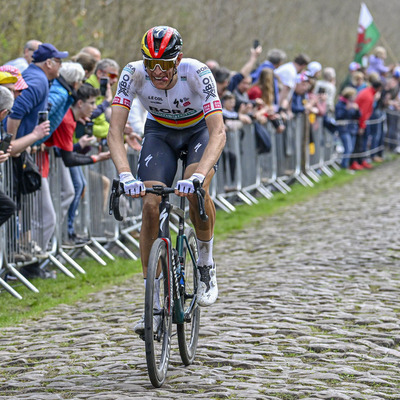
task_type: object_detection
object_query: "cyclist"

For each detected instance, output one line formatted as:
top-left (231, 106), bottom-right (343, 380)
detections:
top-left (107, 26), bottom-right (226, 335)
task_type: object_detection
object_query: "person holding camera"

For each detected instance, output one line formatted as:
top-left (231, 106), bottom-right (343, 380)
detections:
top-left (44, 84), bottom-right (111, 244)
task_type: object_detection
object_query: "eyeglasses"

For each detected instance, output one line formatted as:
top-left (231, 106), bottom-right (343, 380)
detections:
top-left (51, 58), bottom-right (62, 65)
top-left (143, 57), bottom-right (177, 72)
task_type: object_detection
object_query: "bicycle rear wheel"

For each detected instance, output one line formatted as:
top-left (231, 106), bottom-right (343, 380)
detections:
top-left (177, 227), bottom-right (201, 365)
top-left (145, 238), bottom-right (173, 388)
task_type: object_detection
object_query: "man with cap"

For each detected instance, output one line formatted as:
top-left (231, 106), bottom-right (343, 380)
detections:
top-left (4, 43), bottom-right (67, 268)
top-left (0, 65), bottom-right (28, 98)
top-left (5, 40), bottom-right (42, 73)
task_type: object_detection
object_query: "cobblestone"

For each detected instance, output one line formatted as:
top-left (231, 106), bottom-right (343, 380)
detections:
top-left (1, 159), bottom-right (400, 399)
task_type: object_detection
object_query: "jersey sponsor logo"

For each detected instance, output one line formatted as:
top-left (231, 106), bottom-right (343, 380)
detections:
top-left (196, 66), bottom-right (211, 77)
top-left (202, 77), bottom-right (216, 101)
top-left (117, 73), bottom-right (132, 96)
top-left (123, 65), bottom-right (135, 74)
top-left (203, 103), bottom-right (211, 113)
top-left (213, 100), bottom-right (221, 109)
top-left (114, 96), bottom-right (121, 104)
top-left (149, 106), bottom-right (197, 118)
top-left (173, 97), bottom-right (191, 108)
top-left (123, 98), bottom-right (131, 107)
top-left (180, 76), bottom-right (187, 81)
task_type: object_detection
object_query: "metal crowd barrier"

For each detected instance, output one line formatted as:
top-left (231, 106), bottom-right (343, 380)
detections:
top-left (1, 109), bottom-right (399, 299)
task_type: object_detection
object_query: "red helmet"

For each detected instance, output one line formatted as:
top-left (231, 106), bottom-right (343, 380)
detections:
top-left (141, 26), bottom-right (182, 59)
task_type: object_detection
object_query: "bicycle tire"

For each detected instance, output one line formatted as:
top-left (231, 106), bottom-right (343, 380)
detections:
top-left (145, 238), bottom-right (173, 388)
top-left (177, 227), bottom-right (201, 365)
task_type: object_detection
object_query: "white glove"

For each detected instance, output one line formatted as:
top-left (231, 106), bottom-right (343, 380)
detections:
top-left (175, 173), bottom-right (205, 194)
top-left (119, 172), bottom-right (145, 196)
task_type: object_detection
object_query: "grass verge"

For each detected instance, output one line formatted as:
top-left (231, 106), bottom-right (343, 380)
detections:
top-left (0, 167), bottom-right (364, 327)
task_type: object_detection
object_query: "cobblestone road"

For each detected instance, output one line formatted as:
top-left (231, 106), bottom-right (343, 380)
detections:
top-left (1, 159), bottom-right (400, 400)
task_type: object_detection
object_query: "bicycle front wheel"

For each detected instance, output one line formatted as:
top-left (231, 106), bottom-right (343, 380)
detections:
top-left (145, 238), bottom-right (173, 388)
top-left (177, 227), bottom-right (201, 365)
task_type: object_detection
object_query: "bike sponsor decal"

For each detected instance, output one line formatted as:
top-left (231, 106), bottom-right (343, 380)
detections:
top-left (202, 77), bottom-right (216, 101)
top-left (159, 209), bottom-right (168, 232)
top-left (117, 73), bottom-right (132, 96)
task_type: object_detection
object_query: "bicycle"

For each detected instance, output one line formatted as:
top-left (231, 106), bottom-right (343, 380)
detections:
top-left (109, 151), bottom-right (208, 387)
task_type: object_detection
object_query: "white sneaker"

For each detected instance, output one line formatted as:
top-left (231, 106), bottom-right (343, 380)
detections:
top-left (197, 263), bottom-right (218, 306)
top-left (134, 311), bottom-right (162, 336)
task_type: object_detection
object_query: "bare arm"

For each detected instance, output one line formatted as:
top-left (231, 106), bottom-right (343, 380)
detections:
top-left (240, 46), bottom-right (262, 78)
top-left (10, 121), bottom-right (50, 156)
top-left (195, 113), bottom-right (226, 177)
top-left (6, 117), bottom-right (21, 140)
top-left (107, 106), bottom-right (131, 174)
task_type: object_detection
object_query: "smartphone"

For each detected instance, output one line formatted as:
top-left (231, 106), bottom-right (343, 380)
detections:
top-left (253, 39), bottom-right (260, 49)
top-left (38, 110), bottom-right (48, 124)
top-left (85, 121), bottom-right (94, 136)
top-left (0, 133), bottom-right (12, 153)
top-left (100, 77), bottom-right (109, 96)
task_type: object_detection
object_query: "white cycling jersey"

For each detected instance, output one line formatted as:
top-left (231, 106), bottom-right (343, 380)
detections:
top-left (112, 58), bottom-right (222, 129)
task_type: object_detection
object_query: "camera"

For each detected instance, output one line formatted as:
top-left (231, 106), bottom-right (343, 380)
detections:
top-left (100, 77), bottom-right (109, 96)
top-left (0, 133), bottom-right (12, 153)
top-left (38, 110), bottom-right (48, 124)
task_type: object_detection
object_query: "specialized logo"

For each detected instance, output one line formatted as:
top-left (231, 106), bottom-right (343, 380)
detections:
top-left (159, 209), bottom-right (168, 232)
top-left (202, 77), bottom-right (216, 101)
top-left (145, 154), bottom-right (153, 167)
top-left (117, 74), bottom-right (131, 96)
top-left (194, 142), bottom-right (202, 152)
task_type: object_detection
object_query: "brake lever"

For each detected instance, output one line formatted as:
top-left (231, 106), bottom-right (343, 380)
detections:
top-left (193, 179), bottom-right (208, 222)
top-left (109, 179), bottom-right (124, 221)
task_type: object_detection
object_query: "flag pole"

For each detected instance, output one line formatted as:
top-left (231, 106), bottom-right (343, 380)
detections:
top-left (379, 33), bottom-right (399, 65)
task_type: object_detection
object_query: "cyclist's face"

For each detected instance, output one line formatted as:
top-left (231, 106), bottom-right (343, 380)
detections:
top-left (146, 53), bottom-right (183, 90)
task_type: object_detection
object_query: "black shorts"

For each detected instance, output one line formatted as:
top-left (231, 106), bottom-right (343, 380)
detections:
top-left (137, 119), bottom-right (210, 186)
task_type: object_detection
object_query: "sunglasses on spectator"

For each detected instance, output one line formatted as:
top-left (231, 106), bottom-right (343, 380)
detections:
top-left (101, 71), bottom-right (118, 79)
top-left (143, 57), bottom-right (177, 72)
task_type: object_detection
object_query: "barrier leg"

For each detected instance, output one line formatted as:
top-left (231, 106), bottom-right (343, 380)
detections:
top-left (0, 277), bottom-right (23, 299)
top-left (48, 254), bottom-right (75, 278)
top-left (114, 239), bottom-right (138, 260)
top-left (6, 264), bottom-right (40, 293)
top-left (59, 251), bottom-right (86, 274)
top-left (216, 195), bottom-right (236, 212)
top-left (82, 245), bottom-right (107, 265)
top-left (90, 238), bottom-right (115, 261)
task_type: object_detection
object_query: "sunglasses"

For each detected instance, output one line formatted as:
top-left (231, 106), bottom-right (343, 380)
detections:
top-left (106, 72), bottom-right (118, 79)
top-left (143, 57), bottom-right (177, 72)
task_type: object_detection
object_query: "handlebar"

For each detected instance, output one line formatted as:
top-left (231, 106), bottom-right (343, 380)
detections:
top-left (109, 179), bottom-right (208, 222)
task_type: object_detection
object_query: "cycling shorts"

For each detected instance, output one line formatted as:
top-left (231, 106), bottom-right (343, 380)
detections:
top-left (137, 119), bottom-right (210, 186)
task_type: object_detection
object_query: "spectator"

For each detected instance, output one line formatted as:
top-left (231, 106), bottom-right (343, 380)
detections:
top-left (213, 67), bottom-right (231, 98)
top-left (0, 65), bottom-right (29, 99)
top-left (383, 67), bottom-right (400, 152)
top-left (339, 61), bottom-right (362, 92)
top-left (352, 76), bottom-right (383, 170)
top-left (314, 67), bottom-right (337, 113)
top-left (306, 61), bottom-right (322, 79)
top-left (226, 44), bottom-right (263, 93)
top-left (44, 84), bottom-right (110, 244)
top-left (0, 71), bottom-right (18, 93)
top-left (366, 46), bottom-right (392, 81)
top-left (80, 46), bottom-right (102, 62)
top-left (85, 58), bottom-right (119, 139)
top-left (71, 52), bottom-right (97, 80)
top-left (351, 70), bottom-right (367, 93)
top-left (250, 48), bottom-right (287, 83)
top-left (5, 40), bottom-right (42, 73)
top-left (335, 87), bottom-right (360, 170)
top-left (205, 59), bottom-right (220, 74)
top-left (275, 53), bottom-right (310, 113)
top-left (0, 86), bottom-right (17, 228)
top-left (248, 67), bottom-right (285, 131)
top-left (5, 43), bottom-right (67, 263)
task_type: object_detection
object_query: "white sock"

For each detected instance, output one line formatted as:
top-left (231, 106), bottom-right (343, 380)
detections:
top-left (197, 237), bottom-right (214, 266)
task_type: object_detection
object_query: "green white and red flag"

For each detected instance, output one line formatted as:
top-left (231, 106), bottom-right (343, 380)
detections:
top-left (354, 2), bottom-right (380, 63)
